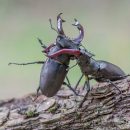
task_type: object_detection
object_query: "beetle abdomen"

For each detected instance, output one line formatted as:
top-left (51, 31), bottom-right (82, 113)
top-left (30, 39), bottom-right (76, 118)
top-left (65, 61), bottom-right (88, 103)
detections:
top-left (40, 59), bottom-right (68, 97)
top-left (96, 60), bottom-right (125, 81)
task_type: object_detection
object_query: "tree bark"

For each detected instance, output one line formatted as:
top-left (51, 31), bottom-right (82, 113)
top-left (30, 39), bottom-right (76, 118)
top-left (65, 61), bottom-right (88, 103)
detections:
top-left (0, 77), bottom-right (130, 130)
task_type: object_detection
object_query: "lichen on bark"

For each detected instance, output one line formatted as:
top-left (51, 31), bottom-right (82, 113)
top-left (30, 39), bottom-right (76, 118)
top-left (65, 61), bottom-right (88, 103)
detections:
top-left (0, 77), bottom-right (130, 130)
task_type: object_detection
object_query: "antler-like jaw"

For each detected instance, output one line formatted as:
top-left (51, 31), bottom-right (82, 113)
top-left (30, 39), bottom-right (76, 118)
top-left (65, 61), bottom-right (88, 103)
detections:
top-left (57, 14), bottom-right (84, 46)
top-left (47, 49), bottom-right (81, 58)
top-left (44, 14), bottom-right (85, 53)
top-left (57, 13), bottom-right (66, 35)
top-left (72, 19), bottom-right (84, 45)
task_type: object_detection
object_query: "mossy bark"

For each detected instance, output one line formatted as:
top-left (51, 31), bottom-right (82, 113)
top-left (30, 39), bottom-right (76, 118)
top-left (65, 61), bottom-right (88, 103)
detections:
top-left (0, 77), bottom-right (130, 130)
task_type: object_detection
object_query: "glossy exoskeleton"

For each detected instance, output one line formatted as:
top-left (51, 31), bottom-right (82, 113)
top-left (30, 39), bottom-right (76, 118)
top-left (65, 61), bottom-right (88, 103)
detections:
top-left (47, 19), bottom-right (128, 107)
top-left (9, 14), bottom-right (83, 97)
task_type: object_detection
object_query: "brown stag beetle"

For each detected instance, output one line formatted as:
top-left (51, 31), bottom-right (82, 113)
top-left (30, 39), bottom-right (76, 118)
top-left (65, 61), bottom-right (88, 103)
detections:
top-left (47, 19), bottom-right (129, 107)
top-left (9, 13), bottom-right (84, 98)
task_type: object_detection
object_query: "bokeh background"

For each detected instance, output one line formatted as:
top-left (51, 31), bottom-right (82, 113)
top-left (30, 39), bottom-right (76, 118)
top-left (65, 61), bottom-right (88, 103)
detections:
top-left (0, 0), bottom-right (130, 99)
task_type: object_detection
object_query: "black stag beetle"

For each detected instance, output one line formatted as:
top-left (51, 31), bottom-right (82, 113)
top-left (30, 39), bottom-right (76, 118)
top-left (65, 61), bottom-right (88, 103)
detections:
top-left (9, 13), bottom-right (83, 98)
top-left (47, 19), bottom-right (129, 107)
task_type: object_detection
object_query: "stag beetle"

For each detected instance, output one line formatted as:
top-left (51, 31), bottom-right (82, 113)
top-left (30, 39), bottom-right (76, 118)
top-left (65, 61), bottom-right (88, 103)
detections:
top-left (47, 19), bottom-right (129, 107)
top-left (9, 13), bottom-right (84, 98)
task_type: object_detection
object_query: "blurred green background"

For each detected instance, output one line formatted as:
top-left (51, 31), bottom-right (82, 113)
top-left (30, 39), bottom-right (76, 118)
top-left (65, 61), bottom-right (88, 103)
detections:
top-left (0, 0), bottom-right (130, 99)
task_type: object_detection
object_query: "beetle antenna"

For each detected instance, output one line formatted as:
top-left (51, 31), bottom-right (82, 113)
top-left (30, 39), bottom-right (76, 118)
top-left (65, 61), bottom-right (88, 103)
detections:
top-left (49, 18), bottom-right (58, 33)
top-left (37, 38), bottom-right (47, 49)
top-left (8, 61), bottom-right (44, 66)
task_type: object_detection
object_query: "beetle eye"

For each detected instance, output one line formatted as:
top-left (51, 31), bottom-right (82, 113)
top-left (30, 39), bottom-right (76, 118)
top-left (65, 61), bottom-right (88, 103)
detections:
top-left (56, 36), bottom-right (61, 42)
top-left (56, 35), bottom-right (66, 48)
top-left (56, 35), bottom-right (64, 42)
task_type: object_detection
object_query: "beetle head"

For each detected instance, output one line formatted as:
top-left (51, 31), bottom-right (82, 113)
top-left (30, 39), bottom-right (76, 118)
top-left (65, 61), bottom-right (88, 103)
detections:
top-left (56, 14), bottom-right (84, 49)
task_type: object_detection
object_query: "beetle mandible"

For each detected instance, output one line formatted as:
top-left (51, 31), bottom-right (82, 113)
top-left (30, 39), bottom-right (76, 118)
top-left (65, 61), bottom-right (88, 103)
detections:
top-left (9, 14), bottom-right (84, 98)
top-left (47, 19), bottom-right (129, 107)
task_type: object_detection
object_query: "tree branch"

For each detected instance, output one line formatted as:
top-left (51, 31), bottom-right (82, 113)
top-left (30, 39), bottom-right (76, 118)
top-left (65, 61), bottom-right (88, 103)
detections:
top-left (0, 77), bottom-right (130, 130)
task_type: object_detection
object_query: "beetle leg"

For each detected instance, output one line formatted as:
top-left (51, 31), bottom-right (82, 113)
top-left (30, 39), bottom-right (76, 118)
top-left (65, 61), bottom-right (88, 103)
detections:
top-left (47, 49), bottom-right (81, 58)
top-left (65, 75), bottom-right (71, 87)
top-left (74, 74), bottom-right (84, 90)
top-left (33, 86), bottom-right (41, 102)
top-left (103, 79), bottom-right (122, 95)
top-left (8, 61), bottom-right (45, 66)
top-left (63, 82), bottom-right (78, 96)
top-left (66, 62), bottom-right (78, 71)
top-left (66, 76), bottom-right (78, 96)
top-left (65, 76), bottom-right (79, 96)
top-left (82, 75), bottom-right (94, 90)
top-left (79, 76), bottom-right (90, 108)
